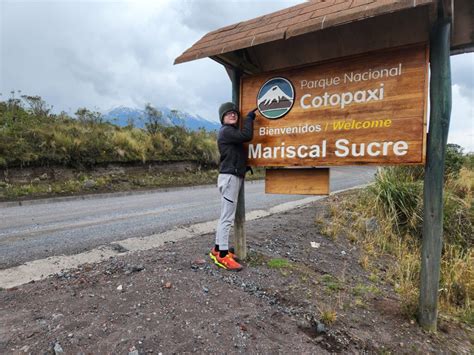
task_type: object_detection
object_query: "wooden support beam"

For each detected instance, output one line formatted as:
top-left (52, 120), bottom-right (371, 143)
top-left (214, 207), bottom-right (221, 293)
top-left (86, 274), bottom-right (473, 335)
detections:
top-left (212, 50), bottom-right (261, 75)
top-left (418, 18), bottom-right (452, 332)
top-left (230, 67), bottom-right (247, 260)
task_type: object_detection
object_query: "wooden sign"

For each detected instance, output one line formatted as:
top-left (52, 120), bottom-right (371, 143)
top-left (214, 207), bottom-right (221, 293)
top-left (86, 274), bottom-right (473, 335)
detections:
top-left (265, 168), bottom-right (329, 195)
top-left (241, 44), bottom-right (428, 167)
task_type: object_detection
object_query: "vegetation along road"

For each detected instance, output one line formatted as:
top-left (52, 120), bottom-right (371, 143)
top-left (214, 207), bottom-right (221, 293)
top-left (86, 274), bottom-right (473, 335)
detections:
top-left (0, 166), bottom-right (375, 269)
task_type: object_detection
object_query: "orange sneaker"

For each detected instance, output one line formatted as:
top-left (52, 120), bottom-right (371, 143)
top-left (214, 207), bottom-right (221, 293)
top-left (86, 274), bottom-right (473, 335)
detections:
top-left (210, 247), bottom-right (238, 260)
top-left (210, 252), bottom-right (243, 271)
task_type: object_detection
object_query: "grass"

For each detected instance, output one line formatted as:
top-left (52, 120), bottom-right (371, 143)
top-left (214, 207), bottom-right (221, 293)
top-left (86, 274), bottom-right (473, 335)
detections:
top-left (0, 170), bottom-right (216, 200)
top-left (1, 99), bottom-right (221, 169)
top-left (246, 251), bottom-right (268, 267)
top-left (267, 258), bottom-right (292, 269)
top-left (0, 168), bottom-right (267, 201)
top-left (352, 283), bottom-right (380, 297)
top-left (316, 164), bottom-right (473, 325)
top-left (321, 274), bottom-right (343, 293)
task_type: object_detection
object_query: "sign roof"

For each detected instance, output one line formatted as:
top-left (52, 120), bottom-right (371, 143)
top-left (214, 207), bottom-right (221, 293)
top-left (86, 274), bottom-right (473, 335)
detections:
top-left (174, 0), bottom-right (434, 65)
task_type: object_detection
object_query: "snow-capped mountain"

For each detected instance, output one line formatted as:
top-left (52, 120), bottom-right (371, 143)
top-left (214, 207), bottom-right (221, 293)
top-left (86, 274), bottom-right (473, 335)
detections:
top-left (103, 106), bottom-right (220, 131)
top-left (258, 85), bottom-right (292, 106)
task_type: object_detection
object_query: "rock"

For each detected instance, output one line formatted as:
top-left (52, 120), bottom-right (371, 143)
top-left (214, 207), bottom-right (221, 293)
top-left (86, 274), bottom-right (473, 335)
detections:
top-left (316, 321), bottom-right (327, 334)
top-left (117, 285), bottom-right (123, 292)
top-left (365, 217), bottom-right (379, 232)
top-left (202, 286), bottom-right (209, 293)
top-left (310, 242), bottom-right (320, 248)
top-left (131, 264), bottom-right (145, 272)
top-left (53, 342), bottom-right (64, 354)
top-left (52, 313), bottom-right (64, 321)
top-left (111, 243), bottom-right (129, 253)
top-left (164, 282), bottom-right (172, 289)
top-left (83, 179), bottom-right (96, 189)
top-left (39, 173), bottom-right (49, 180)
top-left (309, 316), bottom-right (327, 334)
top-left (125, 264), bottom-right (144, 273)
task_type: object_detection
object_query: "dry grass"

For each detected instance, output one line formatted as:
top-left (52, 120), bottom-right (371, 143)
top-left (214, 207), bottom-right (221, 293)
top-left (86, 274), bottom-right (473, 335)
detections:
top-left (316, 165), bottom-right (473, 325)
top-left (318, 306), bottom-right (337, 325)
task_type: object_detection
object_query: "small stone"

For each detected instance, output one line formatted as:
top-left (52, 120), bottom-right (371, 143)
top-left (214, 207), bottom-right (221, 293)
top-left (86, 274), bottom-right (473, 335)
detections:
top-left (68, 333), bottom-right (73, 338)
top-left (53, 342), bottom-right (64, 354)
top-left (365, 217), bottom-right (379, 232)
top-left (315, 321), bottom-right (327, 334)
top-left (164, 282), bottom-right (172, 289)
top-left (202, 286), bottom-right (209, 293)
top-left (310, 242), bottom-right (320, 248)
top-left (83, 179), bottom-right (96, 189)
top-left (341, 250), bottom-right (346, 255)
top-left (117, 285), bottom-right (123, 291)
top-left (52, 313), bottom-right (64, 321)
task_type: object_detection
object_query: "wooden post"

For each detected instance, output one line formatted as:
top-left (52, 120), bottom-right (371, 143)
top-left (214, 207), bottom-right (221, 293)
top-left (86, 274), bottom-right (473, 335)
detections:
top-left (418, 18), bottom-right (452, 331)
top-left (230, 67), bottom-right (247, 260)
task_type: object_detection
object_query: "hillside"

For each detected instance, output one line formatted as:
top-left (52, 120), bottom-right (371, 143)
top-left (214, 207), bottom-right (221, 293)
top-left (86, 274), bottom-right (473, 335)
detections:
top-left (104, 106), bottom-right (220, 131)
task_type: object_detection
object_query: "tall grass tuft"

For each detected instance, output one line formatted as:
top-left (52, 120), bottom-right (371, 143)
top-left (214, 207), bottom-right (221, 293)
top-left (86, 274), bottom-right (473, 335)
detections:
top-left (369, 167), bottom-right (424, 238)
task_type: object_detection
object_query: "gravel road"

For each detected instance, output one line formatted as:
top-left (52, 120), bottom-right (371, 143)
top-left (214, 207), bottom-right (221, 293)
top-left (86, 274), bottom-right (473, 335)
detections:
top-left (0, 166), bottom-right (376, 269)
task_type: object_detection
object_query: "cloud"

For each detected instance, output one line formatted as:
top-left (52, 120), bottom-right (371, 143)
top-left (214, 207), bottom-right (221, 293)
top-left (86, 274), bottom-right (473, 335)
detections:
top-left (451, 53), bottom-right (474, 102)
top-left (0, 0), bottom-right (472, 139)
top-left (449, 84), bottom-right (474, 152)
top-left (177, 0), bottom-right (302, 33)
top-left (0, 0), bottom-right (302, 120)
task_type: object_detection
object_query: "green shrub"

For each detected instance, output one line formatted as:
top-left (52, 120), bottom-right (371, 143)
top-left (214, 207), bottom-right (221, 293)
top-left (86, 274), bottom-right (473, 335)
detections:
top-left (445, 143), bottom-right (465, 179)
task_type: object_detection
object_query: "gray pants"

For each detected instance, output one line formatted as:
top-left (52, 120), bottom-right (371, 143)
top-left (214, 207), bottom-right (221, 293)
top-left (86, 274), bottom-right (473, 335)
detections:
top-left (215, 173), bottom-right (243, 250)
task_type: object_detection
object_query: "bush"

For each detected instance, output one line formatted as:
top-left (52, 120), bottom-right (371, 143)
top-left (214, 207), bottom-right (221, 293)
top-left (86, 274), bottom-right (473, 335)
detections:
top-left (445, 143), bottom-right (465, 179)
top-left (0, 95), bottom-right (219, 168)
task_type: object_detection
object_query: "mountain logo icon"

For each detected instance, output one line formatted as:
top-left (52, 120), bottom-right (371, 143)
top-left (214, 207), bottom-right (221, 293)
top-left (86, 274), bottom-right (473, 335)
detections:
top-left (257, 77), bottom-right (295, 119)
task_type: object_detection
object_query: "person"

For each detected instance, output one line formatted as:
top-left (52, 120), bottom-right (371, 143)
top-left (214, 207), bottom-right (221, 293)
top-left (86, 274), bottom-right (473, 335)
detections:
top-left (209, 102), bottom-right (256, 271)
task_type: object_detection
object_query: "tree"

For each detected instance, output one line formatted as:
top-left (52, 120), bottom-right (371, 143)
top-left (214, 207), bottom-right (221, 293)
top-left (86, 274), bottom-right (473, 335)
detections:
top-left (21, 95), bottom-right (52, 117)
top-left (75, 108), bottom-right (103, 124)
top-left (144, 103), bottom-right (163, 134)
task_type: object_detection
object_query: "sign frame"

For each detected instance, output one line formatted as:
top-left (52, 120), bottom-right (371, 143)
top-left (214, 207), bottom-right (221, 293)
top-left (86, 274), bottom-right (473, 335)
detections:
top-left (240, 42), bottom-right (430, 168)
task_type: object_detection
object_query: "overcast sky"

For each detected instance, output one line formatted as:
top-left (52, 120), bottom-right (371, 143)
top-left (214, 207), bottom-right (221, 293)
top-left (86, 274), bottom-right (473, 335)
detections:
top-left (1, 0), bottom-right (473, 151)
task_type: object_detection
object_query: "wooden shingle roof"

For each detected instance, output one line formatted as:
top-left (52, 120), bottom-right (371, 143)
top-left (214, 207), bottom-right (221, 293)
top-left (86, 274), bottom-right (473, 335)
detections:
top-left (174, 0), bottom-right (435, 65)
